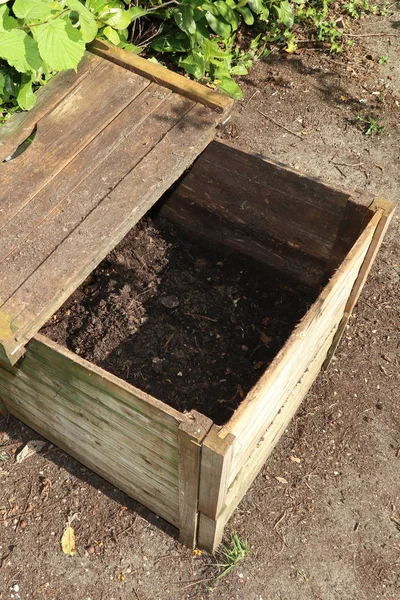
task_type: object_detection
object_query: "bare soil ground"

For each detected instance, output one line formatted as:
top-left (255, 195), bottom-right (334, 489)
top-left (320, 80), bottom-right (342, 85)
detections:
top-left (1, 6), bottom-right (400, 600)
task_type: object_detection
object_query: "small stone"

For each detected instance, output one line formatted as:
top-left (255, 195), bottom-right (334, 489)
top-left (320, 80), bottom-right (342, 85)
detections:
top-left (160, 295), bottom-right (179, 309)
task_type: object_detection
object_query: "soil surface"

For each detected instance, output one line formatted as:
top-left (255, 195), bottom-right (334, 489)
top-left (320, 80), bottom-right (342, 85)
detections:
top-left (1, 5), bottom-right (400, 600)
top-left (41, 218), bottom-right (313, 424)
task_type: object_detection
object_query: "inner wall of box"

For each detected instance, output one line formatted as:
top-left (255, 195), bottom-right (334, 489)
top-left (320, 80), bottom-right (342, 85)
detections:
top-left (41, 142), bottom-right (364, 426)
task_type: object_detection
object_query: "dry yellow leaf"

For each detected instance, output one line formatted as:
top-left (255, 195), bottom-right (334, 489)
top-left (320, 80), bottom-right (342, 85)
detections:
top-left (61, 526), bottom-right (76, 556)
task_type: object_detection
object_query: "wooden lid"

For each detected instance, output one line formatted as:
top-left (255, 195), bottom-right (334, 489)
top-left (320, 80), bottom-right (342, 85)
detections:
top-left (0, 50), bottom-right (230, 365)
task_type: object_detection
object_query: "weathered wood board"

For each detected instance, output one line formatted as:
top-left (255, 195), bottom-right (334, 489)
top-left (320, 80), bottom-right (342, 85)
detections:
top-left (0, 52), bottom-right (228, 365)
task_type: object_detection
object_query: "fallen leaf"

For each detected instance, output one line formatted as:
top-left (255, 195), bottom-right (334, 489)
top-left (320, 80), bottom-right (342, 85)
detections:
top-left (16, 440), bottom-right (46, 463)
top-left (61, 526), bottom-right (76, 556)
top-left (192, 548), bottom-right (202, 556)
top-left (275, 476), bottom-right (289, 485)
top-left (260, 333), bottom-right (272, 346)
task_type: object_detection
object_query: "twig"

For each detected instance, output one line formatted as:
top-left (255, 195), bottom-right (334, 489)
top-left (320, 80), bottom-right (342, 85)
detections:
top-left (184, 313), bottom-right (218, 322)
top-left (180, 577), bottom-right (212, 589)
top-left (258, 110), bottom-right (303, 140)
top-left (332, 161), bottom-right (364, 168)
top-left (14, 483), bottom-right (33, 531)
top-left (334, 165), bottom-right (347, 178)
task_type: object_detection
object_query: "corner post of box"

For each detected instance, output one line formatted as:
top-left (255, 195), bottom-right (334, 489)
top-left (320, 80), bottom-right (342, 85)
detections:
top-left (197, 425), bottom-right (235, 552)
top-left (178, 411), bottom-right (213, 548)
top-left (323, 197), bottom-right (396, 369)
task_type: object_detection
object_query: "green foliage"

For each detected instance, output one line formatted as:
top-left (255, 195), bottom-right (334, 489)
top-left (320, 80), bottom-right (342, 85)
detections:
top-left (356, 113), bottom-right (385, 136)
top-left (0, 0), bottom-right (390, 118)
top-left (214, 534), bottom-right (249, 581)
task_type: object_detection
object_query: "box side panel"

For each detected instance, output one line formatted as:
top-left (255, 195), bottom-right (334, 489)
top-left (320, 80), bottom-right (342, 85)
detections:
top-left (0, 336), bottom-right (184, 528)
top-left (159, 140), bottom-right (366, 288)
top-left (215, 312), bottom-right (340, 541)
top-left (226, 209), bottom-right (381, 487)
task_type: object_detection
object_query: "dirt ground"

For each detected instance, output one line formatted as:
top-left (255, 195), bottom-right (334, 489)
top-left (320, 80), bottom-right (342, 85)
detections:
top-left (1, 5), bottom-right (400, 600)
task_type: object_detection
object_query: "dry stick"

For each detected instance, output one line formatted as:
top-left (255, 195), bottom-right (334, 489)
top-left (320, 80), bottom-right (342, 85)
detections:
top-left (332, 161), bottom-right (364, 168)
top-left (258, 110), bottom-right (303, 140)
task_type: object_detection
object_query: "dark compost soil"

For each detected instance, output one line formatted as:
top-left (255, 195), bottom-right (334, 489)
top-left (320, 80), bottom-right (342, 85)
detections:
top-left (41, 216), bottom-right (315, 424)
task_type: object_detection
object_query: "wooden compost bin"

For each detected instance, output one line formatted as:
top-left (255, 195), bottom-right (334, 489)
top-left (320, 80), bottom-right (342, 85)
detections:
top-left (0, 44), bottom-right (395, 552)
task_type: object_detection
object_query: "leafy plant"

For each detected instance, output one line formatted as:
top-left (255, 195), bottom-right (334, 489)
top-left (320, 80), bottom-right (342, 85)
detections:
top-left (0, 0), bottom-right (391, 117)
top-left (356, 113), bottom-right (385, 135)
top-left (214, 534), bottom-right (249, 581)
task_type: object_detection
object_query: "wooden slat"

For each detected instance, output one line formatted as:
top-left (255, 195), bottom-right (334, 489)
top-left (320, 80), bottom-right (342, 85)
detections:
top-left (0, 60), bottom-right (149, 230)
top-left (0, 335), bottom-right (192, 527)
top-left (345, 198), bottom-right (395, 313)
top-left (178, 412), bottom-right (213, 548)
top-left (225, 210), bottom-right (381, 486)
top-left (0, 89), bottom-right (184, 300)
top-left (159, 193), bottom-right (326, 289)
top-left (0, 98), bottom-right (221, 363)
top-left (211, 318), bottom-right (340, 544)
top-left (0, 53), bottom-right (101, 161)
top-left (197, 427), bottom-right (235, 551)
top-left (164, 140), bottom-right (352, 264)
top-left (89, 39), bottom-right (233, 115)
top-left (0, 83), bottom-right (172, 265)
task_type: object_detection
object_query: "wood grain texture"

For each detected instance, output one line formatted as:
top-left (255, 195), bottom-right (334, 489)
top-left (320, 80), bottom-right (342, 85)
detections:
top-left (226, 210), bottom-right (381, 487)
top-left (178, 411), bottom-right (213, 548)
top-left (0, 53), bottom-right (101, 162)
top-left (164, 140), bottom-right (352, 273)
top-left (89, 39), bottom-right (233, 115)
top-left (213, 316), bottom-right (341, 541)
top-left (0, 335), bottom-right (191, 527)
top-left (0, 62), bottom-right (223, 363)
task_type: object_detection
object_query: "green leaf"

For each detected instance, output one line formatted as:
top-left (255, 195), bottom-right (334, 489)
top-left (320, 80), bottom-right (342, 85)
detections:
top-left (103, 25), bottom-right (120, 45)
top-left (34, 17), bottom-right (85, 71)
top-left (230, 63), bottom-right (248, 75)
top-left (0, 30), bottom-right (41, 74)
top-left (17, 78), bottom-right (36, 110)
top-left (205, 11), bottom-right (231, 37)
top-left (214, 1), bottom-right (238, 30)
top-left (236, 6), bottom-right (253, 25)
top-left (217, 76), bottom-right (242, 99)
top-left (152, 34), bottom-right (190, 53)
top-left (173, 6), bottom-right (196, 35)
top-left (247, 0), bottom-right (263, 14)
top-left (13, 0), bottom-right (53, 23)
top-left (99, 7), bottom-right (132, 29)
top-left (67, 0), bottom-right (98, 42)
top-left (273, 0), bottom-right (294, 28)
top-left (179, 50), bottom-right (205, 79)
top-left (127, 6), bottom-right (147, 20)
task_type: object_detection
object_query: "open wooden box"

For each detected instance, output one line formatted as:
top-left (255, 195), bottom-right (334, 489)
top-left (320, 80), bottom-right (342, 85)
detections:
top-left (0, 46), bottom-right (395, 552)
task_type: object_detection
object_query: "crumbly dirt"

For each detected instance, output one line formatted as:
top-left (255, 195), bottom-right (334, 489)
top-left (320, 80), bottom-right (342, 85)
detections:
top-left (1, 6), bottom-right (400, 600)
top-left (41, 218), bottom-right (314, 425)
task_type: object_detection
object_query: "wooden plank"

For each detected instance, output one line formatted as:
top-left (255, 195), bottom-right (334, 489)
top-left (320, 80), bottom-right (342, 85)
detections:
top-left (197, 427), bottom-right (234, 551)
top-left (324, 197), bottom-right (374, 276)
top-left (0, 60), bottom-right (149, 231)
top-left (178, 411), bottom-right (213, 548)
top-left (0, 53), bottom-right (101, 161)
top-left (159, 193), bottom-right (327, 290)
top-left (0, 334), bottom-right (195, 528)
top-left (211, 318), bottom-right (340, 542)
top-left (345, 198), bottom-right (395, 313)
top-left (0, 102), bottom-right (221, 363)
top-left (0, 82), bottom-right (171, 264)
top-left (323, 198), bottom-right (395, 369)
top-left (165, 140), bottom-right (351, 264)
top-left (0, 86), bottom-right (180, 295)
top-left (225, 210), bottom-right (381, 486)
top-left (89, 39), bottom-right (233, 115)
